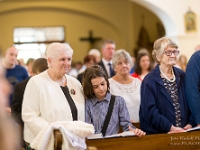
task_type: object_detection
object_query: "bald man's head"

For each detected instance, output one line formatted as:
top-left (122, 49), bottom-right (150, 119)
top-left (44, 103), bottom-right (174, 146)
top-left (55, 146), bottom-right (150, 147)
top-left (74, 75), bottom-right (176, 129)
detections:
top-left (4, 46), bottom-right (18, 68)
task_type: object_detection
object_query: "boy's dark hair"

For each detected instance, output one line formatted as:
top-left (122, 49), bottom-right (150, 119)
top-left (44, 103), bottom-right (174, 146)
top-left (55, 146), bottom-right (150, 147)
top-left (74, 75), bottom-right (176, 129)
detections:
top-left (82, 65), bottom-right (110, 99)
top-left (32, 58), bottom-right (48, 74)
top-left (135, 53), bottom-right (152, 75)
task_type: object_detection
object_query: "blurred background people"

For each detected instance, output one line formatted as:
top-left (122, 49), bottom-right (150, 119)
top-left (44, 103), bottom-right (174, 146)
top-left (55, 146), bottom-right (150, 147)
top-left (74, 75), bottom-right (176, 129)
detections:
top-left (26, 58), bottom-right (35, 76)
top-left (98, 39), bottom-right (116, 78)
top-left (67, 61), bottom-right (80, 78)
top-left (68, 61), bottom-right (83, 78)
top-left (88, 49), bottom-right (101, 63)
top-left (131, 53), bottom-right (152, 81)
top-left (129, 55), bottom-right (136, 74)
top-left (137, 48), bottom-right (149, 56)
top-left (175, 55), bottom-right (188, 72)
top-left (0, 57), bottom-right (20, 150)
top-left (74, 61), bottom-right (83, 72)
top-left (11, 58), bottom-right (48, 149)
top-left (109, 50), bottom-right (141, 122)
top-left (77, 54), bottom-right (96, 83)
top-left (140, 37), bottom-right (195, 134)
top-left (18, 58), bottom-right (26, 68)
top-left (2, 46), bottom-right (29, 115)
top-left (22, 43), bottom-right (85, 149)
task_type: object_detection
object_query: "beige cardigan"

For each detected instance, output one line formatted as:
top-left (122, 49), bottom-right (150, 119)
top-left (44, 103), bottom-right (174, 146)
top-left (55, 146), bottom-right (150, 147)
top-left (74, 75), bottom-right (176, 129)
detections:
top-left (22, 71), bottom-right (85, 143)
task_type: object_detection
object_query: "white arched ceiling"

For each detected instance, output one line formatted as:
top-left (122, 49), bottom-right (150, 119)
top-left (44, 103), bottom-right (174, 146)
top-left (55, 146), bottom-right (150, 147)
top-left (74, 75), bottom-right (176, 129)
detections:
top-left (131, 0), bottom-right (177, 37)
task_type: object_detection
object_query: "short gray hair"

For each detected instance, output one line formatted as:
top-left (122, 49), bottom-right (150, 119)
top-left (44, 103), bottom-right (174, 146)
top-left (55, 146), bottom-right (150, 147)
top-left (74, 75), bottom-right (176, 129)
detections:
top-left (152, 37), bottom-right (178, 64)
top-left (112, 49), bottom-right (133, 69)
top-left (46, 42), bottom-right (73, 59)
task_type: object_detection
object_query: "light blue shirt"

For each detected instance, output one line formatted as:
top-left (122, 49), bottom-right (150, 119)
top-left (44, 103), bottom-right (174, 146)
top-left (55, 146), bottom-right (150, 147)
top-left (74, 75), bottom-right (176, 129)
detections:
top-left (85, 93), bottom-right (134, 136)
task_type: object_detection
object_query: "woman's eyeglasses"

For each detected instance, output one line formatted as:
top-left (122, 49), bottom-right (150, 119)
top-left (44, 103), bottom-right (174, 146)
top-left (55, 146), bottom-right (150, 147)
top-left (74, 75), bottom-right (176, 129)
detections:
top-left (163, 50), bottom-right (180, 56)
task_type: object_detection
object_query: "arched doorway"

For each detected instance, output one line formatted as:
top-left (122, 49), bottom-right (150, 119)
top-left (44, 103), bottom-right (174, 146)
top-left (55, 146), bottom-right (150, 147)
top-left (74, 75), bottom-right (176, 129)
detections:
top-left (131, 0), bottom-right (177, 37)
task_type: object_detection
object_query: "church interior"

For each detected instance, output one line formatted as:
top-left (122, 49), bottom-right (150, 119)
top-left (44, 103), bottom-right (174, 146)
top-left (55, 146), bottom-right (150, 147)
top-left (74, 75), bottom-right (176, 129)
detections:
top-left (1, 0), bottom-right (200, 150)
top-left (0, 0), bottom-right (199, 63)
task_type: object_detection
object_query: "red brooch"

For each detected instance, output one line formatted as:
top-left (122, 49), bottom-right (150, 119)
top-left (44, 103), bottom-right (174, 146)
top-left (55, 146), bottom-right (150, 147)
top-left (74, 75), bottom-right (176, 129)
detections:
top-left (70, 89), bottom-right (76, 95)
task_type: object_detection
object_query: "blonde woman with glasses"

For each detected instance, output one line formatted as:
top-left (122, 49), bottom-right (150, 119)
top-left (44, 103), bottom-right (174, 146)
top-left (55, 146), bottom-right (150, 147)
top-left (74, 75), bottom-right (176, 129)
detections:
top-left (139, 37), bottom-right (195, 134)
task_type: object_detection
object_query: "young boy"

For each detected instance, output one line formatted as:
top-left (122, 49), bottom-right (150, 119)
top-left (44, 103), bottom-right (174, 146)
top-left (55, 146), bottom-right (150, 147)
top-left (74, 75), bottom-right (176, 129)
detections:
top-left (82, 65), bottom-right (145, 137)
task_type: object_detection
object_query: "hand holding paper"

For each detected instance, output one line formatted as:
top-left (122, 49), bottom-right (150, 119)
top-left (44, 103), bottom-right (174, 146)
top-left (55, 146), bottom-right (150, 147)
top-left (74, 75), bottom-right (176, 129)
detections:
top-left (129, 126), bottom-right (146, 137)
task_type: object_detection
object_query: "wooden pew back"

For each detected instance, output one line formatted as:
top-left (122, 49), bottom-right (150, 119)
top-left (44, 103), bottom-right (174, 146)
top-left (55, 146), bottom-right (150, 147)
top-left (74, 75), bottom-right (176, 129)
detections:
top-left (86, 130), bottom-right (200, 150)
top-left (54, 123), bottom-right (200, 150)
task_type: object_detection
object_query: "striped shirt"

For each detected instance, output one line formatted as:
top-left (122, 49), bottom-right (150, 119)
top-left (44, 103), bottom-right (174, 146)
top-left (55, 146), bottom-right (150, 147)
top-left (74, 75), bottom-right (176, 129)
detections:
top-left (85, 93), bottom-right (134, 136)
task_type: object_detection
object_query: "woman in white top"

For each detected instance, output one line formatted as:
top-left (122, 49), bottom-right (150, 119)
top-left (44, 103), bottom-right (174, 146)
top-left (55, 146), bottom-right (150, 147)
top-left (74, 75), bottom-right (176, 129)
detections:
top-left (22, 43), bottom-right (85, 146)
top-left (109, 49), bottom-right (141, 122)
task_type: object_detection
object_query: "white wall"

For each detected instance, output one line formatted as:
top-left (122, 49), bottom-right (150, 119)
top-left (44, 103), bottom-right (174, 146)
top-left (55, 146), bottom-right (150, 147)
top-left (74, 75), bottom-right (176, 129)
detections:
top-left (132, 0), bottom-right (200, 59)
top-left (0, 0), bottom-right (162, 62)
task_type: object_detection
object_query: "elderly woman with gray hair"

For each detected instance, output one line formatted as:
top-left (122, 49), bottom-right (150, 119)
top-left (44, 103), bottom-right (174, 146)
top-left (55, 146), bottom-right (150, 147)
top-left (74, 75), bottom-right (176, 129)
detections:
top-left (22, 43), bottom-right (93, 149)
top-left (139, 37), bottom-right (195, 134)
top-left (109, 49), bottom-right (141, 123)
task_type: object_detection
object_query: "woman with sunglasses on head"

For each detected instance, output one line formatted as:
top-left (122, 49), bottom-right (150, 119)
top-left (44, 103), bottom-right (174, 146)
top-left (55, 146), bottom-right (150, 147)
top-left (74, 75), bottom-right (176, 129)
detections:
top-left (139, 37), bottom-right (195, 134)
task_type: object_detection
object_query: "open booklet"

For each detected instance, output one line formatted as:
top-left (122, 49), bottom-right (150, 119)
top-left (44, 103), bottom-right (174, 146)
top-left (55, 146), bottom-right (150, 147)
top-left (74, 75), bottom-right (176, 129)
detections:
top-left (186, 126), bottom-right (200, 132)
top-left (87, 131), bottom-right (136, 139)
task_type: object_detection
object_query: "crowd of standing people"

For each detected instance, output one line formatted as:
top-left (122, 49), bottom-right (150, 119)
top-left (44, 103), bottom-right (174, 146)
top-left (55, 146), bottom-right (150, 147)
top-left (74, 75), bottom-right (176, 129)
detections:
top-left (0, 37), bottom-right (200, 149)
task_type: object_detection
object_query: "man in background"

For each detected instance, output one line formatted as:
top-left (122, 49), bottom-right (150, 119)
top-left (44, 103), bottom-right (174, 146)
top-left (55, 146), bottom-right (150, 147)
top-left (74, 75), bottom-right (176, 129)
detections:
top-left (0, 52), bottom-right (20, 150)
top-left (98, 39), bottom-right (116, 78)
top-left (2, 46), bottom-right (29, 114)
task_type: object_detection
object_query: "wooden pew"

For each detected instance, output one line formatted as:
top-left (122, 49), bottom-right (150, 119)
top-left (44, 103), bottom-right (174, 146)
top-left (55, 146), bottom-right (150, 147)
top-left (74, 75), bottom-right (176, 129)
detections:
top-left (54, 123), bottom-right (200, 150)
top-left (86, 130), bottom-right (200, 150)
top-left (132, 122), bottom-right (140, 129)
top-left (53, 130), bottom-right (98, 150)
top-left (54, 130), bottom-right (62, 150)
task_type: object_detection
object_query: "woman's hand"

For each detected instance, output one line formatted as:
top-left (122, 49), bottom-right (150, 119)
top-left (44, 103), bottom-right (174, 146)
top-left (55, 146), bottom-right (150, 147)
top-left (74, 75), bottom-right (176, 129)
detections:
top-left (129, 126), bottom-right (146, 137)
top-left (168, 125), bottom-right (185, 134)
top-left (183, 124), bottom-right (192, 130)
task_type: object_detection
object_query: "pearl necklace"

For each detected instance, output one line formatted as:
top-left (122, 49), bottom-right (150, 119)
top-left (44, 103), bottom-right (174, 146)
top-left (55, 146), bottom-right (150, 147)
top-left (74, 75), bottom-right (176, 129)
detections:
top-left (160, 67), bottom-right (176, 82)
